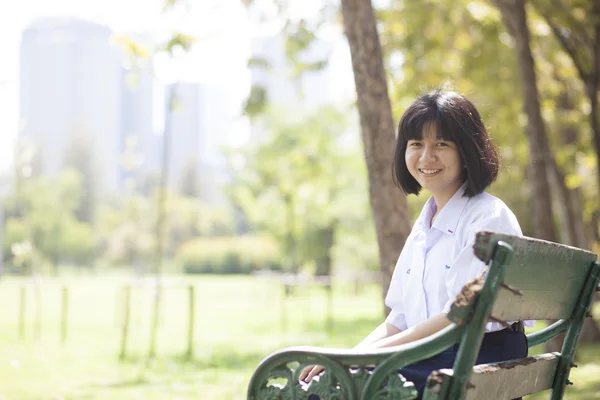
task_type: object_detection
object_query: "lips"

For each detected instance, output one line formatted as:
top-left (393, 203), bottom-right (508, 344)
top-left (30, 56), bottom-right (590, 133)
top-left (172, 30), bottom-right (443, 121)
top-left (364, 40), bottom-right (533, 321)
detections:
top-left (419, 168), bottom-right (442, 175)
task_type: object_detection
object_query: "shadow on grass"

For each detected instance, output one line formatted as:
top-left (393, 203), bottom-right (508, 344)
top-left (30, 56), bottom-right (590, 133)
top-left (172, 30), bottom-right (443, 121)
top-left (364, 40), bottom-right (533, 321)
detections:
top-left (301, 316), bottom-right (384, 338)
top-left (87, 376), bottom-right (150, 389)
top-left (118, 349), bottom-right (266, 370)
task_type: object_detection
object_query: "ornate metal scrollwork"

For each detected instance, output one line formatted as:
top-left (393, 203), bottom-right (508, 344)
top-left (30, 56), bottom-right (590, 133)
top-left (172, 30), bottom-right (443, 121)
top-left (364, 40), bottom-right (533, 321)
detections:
top-left (250, 359), bottom-right (418, 400)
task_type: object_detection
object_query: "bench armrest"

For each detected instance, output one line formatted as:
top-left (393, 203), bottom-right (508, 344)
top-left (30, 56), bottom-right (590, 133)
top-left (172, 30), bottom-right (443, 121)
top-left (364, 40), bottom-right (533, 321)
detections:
top-left (248, 323), bottom-right (464, 400)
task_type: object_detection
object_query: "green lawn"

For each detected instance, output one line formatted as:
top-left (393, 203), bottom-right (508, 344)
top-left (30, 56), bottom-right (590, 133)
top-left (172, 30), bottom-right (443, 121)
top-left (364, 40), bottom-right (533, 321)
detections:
top-left (0, 275), bottom-right (598, 399)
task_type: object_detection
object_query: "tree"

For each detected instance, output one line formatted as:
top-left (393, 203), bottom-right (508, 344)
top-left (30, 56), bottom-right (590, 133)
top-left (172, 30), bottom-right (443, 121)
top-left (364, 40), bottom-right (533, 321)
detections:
top-left (63, 133), bottom-right (97, 223)
top-left (531, 0), bottom-right (600, 190)
top-left (494, 0), bottom-right (600, 347)
top-left (228, 106), bottom-right (371, 277)
top-left (531, 0), bottom-right (600, 244)
top-left (3, 169), bottom-right (96, 274)
top-left (339, 0), bottom-right (412, 300)
top-left (178, 159), bottom-right (199, 198)
top-left (493, 0), bottom-right (558, 242)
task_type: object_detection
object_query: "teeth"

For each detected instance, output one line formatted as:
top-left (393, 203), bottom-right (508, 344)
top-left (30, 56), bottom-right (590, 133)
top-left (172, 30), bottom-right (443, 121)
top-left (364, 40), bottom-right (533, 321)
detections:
top-left (420, 169), bottom-right (441, 174)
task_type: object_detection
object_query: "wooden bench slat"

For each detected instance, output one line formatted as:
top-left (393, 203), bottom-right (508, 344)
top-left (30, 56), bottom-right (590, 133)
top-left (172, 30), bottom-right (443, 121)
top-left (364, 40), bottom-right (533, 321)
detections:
top-left (491, 289), bottom-right (579, 320)
top-left (475, 231), bottom-right (597, 321)
top-left (438, 352), bottom-right (561, 400)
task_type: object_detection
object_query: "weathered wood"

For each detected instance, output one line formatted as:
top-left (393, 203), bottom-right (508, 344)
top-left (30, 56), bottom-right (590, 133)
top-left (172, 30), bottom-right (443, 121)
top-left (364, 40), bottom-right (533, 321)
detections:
top-left (422, 371), bottom-right (452, 400)
top-left (463, 352), bottom-right (560, 399)
top-left (446, 242), bottom-right (514, 400)
top-left (474, 231), bottom-right (597, 321)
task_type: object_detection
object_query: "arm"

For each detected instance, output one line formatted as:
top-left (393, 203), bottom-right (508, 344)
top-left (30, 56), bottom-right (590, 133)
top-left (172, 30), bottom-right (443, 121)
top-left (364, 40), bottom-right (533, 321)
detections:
top-left (300, 321), bottom-right (401, 382)
top-left (301, 317), bottom-right (449, 382)
top-left (366, 313), bottom-right (451, 349)
top-left (354, 321), bottom-right (401, 349)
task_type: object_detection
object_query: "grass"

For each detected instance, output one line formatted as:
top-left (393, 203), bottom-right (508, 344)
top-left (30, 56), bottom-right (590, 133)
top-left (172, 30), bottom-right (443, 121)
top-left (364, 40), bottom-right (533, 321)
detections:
top-left (0, 275), bottom-right (598, 399)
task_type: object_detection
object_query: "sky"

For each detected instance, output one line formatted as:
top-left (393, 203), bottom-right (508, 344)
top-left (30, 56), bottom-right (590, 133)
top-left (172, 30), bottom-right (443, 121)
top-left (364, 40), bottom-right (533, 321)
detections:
top-left (0, 0), bottom-right (351, 176)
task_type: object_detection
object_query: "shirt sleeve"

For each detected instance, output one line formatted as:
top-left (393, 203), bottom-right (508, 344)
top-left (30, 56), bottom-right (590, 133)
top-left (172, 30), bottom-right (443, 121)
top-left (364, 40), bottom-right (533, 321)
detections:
top-left (384, 250), bottom-right (410, 331)
top-left (441, 207), bottom-right (522, 315)
top-left (385, 308), bottom-right (408, 331)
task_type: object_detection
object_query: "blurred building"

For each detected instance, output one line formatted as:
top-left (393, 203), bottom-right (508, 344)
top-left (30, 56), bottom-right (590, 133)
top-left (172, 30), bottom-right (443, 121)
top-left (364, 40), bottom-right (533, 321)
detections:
top-left (248, 34), bottom-right (341, 139)
top-left (19, 17), bottom-right (240, 204)
top-left (157, 82), bottom-right (232, 204)
top-left (18, 17), bottom-right (154, 194)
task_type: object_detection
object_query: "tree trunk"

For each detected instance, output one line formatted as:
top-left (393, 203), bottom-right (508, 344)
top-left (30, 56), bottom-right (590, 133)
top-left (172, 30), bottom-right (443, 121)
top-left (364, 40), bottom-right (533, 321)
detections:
top-left (546, 158), bottom-right (576, 246)
top-left (339, 0), bottom-right (412, 309)
top-left (494, 0), bottom-right (564, 352)
top-left (534, 0), bottom-right (600, 238)
top-left (315, 224), bottom-right (336, 277)
top-left (590, 0), bottom-right (600, 194)
top-left (494, 0), bottom-right (558, 243)
top-left (554, 88), bottom-right (591, 249)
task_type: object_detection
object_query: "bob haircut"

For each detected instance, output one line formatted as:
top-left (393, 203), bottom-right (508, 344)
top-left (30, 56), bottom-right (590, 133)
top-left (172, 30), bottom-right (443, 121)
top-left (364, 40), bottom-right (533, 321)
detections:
top-left (393, 89), bottom-right (499, 197)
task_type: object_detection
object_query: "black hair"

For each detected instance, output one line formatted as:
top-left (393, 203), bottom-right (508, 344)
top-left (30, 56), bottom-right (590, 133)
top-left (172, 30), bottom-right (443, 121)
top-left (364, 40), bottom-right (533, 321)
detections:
top-left (393, 89), bottom-right (499, 197)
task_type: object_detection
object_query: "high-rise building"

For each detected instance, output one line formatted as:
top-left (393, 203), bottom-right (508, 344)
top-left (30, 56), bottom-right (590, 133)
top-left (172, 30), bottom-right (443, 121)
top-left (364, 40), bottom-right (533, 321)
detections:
top-left (248, 34), bottom-right (343, 140)
top-left (119, 39), bottom-right (155, 193)
top-left (18, 17), bottom-right (154, 194)
top-left (158, 82), bottom-right (232, 203)
top-left (164, 82), bottom-right (201, 195)
top-left (249, 35), bottom-right (344, 106)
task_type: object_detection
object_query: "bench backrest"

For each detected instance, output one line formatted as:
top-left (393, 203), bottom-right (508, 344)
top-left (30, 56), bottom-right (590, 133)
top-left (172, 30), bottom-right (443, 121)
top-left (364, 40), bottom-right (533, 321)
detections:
top-left (473, 231), bottom-right (597, 321)
top-left (427, 231), bottom-right (600, 400)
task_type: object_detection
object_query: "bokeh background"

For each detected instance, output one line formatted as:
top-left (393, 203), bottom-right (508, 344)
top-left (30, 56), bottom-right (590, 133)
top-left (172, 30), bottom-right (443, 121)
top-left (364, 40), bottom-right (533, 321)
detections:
top-left (0, 0), bottom-right (598, 399)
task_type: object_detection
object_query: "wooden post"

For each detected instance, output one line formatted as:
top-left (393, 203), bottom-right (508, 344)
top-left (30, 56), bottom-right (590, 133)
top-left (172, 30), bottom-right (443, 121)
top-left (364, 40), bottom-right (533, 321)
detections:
top-left (281, 283), bottom-right (289, 334)
top-left (148, 282), bottom-right (161, 358)
top-left (326, 280), bottom-right (333, 335)
top-left (18, 286), bottom-right (26, 340)
top-left (119, 285), bottom-right (131, 360)
top-left (186, 285), bottom-right (195, 359)
top-left (60, 286), bottom-right (68, 345)
top-left (34, 282), bottom-right (41, 340)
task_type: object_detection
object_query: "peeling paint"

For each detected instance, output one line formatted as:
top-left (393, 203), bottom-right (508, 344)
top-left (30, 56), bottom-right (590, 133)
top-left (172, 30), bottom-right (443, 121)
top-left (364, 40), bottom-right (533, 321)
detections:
top-left (500, 283), bottom-right (523, 296)
top-left (474, 354), bottom-right (558, 373)
top-left (452, 276), bottom-right (484, 308)
top-left (426, 371), bottom-right (447, 389)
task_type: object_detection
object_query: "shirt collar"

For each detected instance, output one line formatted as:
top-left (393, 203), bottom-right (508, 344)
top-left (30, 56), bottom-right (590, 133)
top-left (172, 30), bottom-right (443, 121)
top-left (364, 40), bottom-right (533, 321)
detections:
top-left (431, 182), bottom-right (470, 235)
top-left (413, 196), bottom-right (437, 234)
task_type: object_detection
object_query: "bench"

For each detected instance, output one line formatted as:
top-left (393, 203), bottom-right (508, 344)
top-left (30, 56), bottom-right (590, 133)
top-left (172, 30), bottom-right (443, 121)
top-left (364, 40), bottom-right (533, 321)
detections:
top-left (247, 231), bottom-right (600, 399)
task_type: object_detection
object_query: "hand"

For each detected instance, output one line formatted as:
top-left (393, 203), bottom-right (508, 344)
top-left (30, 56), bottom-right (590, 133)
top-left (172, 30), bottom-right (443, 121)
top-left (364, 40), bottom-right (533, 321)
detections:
top-left (298, 364), bottom-right (324, 383)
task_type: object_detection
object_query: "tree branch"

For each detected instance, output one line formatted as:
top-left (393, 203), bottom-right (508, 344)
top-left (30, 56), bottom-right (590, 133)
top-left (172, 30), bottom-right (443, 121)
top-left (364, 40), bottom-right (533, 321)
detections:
top-left (534, 1), bottom-right (590, 82)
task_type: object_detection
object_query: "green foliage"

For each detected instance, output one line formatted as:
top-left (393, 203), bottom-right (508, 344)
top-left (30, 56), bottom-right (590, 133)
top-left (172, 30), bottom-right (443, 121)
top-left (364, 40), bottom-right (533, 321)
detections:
top-left (376, 0), bottom-right (599, 238)
top-left (2, 169), bottom-right (98, 272)
top-left (283, 20), bottom-right (329, 78)
top-left (227, 105), bottom-right (374, 275)
top-left (243, 85), bottom-right (268, 119)
top-left (96, 192), bottom-right (236, 269)
top-left (97, 195), bottom-right (154, 267)
top-left (176, 236), bottom-right (281, 274)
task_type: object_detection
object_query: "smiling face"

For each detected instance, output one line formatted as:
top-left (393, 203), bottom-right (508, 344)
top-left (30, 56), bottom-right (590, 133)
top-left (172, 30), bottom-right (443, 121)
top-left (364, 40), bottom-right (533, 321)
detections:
top-left (405, 123), bottom-right (464, 206)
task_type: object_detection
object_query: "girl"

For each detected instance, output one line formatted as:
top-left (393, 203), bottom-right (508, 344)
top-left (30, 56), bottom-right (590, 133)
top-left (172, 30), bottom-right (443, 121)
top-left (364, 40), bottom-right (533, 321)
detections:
top-left (299, 89), bottom-right (530, 398)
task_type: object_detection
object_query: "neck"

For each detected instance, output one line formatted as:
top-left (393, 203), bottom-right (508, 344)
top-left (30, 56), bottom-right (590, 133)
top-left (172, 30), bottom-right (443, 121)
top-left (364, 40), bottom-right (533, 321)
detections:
top-left (431, 184), bottom-right (464, 222)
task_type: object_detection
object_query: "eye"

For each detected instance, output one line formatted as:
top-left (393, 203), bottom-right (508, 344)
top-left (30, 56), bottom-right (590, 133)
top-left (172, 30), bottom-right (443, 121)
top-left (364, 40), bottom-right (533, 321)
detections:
top-left (408, 141), bottom-right (422, 147)
top-left (436, 141), bottom-right (449, 147)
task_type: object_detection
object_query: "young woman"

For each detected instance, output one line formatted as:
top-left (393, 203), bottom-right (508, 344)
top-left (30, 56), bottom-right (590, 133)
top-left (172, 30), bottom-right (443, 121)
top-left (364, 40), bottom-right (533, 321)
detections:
top-left (299, 89), bottom-right (530, 398)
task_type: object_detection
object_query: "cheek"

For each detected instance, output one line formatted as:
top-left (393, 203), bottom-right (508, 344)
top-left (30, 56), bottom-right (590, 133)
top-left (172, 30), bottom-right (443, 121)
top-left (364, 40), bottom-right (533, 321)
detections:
top-left (405, 151), bottom-right (417, 167)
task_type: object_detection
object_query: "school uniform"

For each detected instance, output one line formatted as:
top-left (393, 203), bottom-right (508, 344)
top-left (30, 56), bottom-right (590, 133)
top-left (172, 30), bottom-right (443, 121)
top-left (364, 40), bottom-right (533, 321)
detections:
top-left (384, 183), bottom-right (531, 397)
top-left (308, 184), bottom-right (531, 399)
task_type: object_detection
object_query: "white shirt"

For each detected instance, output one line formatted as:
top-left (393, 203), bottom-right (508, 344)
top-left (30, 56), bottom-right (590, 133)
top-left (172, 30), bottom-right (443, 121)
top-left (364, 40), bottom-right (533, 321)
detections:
top-left (385, 183), bottom-right (534, 333)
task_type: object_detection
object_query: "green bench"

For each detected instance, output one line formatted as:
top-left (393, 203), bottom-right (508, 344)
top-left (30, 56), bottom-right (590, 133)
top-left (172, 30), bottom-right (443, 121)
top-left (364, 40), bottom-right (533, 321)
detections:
top-left (247, 231), bottom-right (600, 400)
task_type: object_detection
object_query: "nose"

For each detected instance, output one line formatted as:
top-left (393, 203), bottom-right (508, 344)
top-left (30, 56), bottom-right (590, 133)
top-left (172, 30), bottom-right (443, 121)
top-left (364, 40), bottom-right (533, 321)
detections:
top-left (420, 145), bottom-right (437, 162)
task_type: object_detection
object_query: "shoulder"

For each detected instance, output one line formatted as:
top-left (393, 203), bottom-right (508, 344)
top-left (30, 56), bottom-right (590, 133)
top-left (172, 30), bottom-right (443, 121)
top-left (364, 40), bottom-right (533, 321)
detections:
top-left (457, 192), bottom-right (522, 239)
